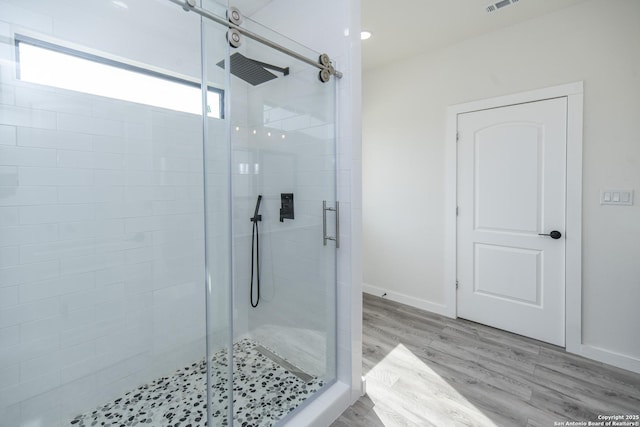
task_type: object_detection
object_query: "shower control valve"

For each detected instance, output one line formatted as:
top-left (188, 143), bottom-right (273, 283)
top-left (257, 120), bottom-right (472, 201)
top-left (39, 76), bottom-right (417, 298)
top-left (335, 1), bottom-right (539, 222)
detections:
top-left (280, 193), bottom-right (294, 222)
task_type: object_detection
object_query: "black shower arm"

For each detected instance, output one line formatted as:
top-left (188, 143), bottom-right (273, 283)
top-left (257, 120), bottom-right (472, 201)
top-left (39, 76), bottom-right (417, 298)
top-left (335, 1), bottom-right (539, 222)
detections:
top-left (251, 59), bottom-right (289, 76)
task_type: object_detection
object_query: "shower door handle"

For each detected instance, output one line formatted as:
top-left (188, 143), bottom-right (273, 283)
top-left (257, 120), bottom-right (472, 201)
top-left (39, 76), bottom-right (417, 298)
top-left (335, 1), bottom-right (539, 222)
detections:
top-left (323, 201), bottom-right (340, 249)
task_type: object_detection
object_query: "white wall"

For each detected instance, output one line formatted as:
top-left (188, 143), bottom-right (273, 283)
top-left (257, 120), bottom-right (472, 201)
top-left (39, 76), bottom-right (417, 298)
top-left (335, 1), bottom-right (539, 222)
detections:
top-left (363, 0), bottom-right (640, 371)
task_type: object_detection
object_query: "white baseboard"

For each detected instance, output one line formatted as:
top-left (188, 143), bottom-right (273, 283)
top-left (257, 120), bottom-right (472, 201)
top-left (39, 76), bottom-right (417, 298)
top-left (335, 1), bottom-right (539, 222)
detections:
top-left (363, 282), bottom-right (453, 318)
top-left (575, 344), bottom-right (640, 375)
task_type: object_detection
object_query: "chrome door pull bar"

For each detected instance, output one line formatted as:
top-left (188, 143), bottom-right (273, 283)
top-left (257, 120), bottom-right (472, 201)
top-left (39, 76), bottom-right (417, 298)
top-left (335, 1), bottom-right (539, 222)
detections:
top-left (323, 201), bottom-right (339, 248)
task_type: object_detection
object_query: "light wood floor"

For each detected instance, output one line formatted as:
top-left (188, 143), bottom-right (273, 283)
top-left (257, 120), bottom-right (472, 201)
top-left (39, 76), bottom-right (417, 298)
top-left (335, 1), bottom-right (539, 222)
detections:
top-left (332, 293), bottom-right (640, 427)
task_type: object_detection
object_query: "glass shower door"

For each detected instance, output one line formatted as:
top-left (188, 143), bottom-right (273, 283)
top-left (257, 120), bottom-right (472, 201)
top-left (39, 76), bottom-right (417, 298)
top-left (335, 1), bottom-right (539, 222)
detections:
top-left (0, 1), bottom-right (232, 426)
top-left (223, 12), bottom-right (338, 426)
top-left (0, 0), bottom-right (338, 424)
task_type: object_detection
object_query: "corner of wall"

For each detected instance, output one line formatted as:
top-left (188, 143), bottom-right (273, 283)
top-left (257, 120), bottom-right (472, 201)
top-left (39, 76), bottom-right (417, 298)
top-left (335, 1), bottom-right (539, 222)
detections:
top-left (363, 282), bottom-right (453, 318)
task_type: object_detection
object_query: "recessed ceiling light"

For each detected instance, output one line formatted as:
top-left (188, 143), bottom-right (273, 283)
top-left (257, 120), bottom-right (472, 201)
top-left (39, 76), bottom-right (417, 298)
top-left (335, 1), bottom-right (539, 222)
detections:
top-left (360, 31), bottom-right (372, 41)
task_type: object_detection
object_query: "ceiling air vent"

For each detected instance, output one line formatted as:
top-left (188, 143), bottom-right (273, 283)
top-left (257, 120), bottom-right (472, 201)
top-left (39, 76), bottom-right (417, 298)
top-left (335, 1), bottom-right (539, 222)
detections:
top-left (486, 0), bottom-right (520, 13)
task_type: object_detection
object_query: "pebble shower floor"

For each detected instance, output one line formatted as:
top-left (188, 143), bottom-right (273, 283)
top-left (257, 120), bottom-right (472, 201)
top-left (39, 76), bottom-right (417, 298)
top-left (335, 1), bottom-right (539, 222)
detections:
top-left (68, 339), bottom-right (324, 427)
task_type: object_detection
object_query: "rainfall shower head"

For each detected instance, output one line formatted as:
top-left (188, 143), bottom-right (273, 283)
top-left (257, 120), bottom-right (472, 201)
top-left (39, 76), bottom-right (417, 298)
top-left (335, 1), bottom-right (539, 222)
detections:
top-left (217, 52), bottom-right (289, 86)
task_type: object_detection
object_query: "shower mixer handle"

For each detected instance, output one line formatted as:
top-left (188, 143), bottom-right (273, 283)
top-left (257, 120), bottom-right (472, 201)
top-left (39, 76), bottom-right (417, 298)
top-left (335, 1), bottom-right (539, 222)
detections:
top-left (280, 193), bottom-right (294, 222)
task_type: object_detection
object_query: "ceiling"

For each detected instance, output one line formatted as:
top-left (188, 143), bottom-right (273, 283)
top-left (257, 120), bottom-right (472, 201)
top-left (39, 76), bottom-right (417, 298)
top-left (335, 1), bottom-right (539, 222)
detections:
top-left (361, 0), bottom-right (590, 70)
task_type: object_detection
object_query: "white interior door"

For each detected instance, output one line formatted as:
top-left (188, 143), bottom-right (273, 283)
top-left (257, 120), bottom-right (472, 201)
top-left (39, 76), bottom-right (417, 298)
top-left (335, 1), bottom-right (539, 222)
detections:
top-left (457, 97), bottom-right (567, 346)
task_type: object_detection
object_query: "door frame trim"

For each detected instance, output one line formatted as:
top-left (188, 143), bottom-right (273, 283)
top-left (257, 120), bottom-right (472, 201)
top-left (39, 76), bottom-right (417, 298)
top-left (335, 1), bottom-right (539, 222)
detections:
top-left (444, 82), bottom-right (583, 354)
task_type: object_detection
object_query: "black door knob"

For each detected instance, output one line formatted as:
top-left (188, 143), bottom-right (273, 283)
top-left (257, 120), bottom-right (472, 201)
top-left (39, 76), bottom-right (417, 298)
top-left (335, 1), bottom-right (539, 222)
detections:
top-left (538, 230), bottom-right (562, 239)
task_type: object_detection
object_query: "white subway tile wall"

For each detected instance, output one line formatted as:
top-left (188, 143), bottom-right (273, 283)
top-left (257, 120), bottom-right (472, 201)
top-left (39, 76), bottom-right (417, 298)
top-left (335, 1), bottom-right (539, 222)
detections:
top-left (0, 5), bottom-right (219, 424)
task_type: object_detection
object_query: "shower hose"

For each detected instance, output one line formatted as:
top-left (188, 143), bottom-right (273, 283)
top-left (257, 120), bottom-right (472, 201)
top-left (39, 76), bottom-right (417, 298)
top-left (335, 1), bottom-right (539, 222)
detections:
top-left (250, 219), bottom-right (260, 307)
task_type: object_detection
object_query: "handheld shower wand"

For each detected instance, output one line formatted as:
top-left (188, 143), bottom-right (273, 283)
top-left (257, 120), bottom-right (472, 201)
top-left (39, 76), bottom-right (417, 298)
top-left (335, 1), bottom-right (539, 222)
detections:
top-left (251, 195), bottom-right (262, 222)
top-left (250, 195), bottom-right (262, 307)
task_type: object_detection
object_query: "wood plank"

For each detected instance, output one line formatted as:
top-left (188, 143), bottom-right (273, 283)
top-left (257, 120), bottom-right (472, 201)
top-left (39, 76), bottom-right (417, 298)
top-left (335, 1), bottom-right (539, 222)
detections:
top-left (416, 343), bottom-right (533, 401)
top-left (532, 364), bottom-right (640, 414)
top-left (528, 389), bottom-right (600, 421)
top-left (536, 346), bottom-right (640, 392)
top-left (430, 326), bottom-right (538, 375)
top-left (449, 317), bottom-right (544, 355)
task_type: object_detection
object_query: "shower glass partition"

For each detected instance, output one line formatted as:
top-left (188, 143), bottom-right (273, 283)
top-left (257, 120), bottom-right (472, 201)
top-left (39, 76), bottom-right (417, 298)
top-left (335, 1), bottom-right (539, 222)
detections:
top-left (0, 0), bottom-right (337, 425)
top-left (222, 12), bottom-right (338, 425)
top-left (0, 0), bottom-right (230, 425)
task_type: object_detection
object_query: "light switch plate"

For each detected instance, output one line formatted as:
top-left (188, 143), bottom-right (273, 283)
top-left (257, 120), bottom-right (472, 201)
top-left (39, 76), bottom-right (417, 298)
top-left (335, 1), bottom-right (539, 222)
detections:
top-left (600, 189), bottom-right (633, 206)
